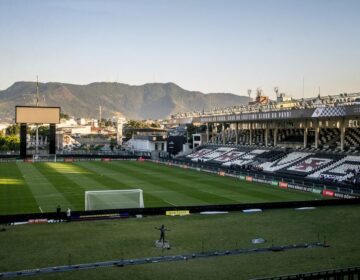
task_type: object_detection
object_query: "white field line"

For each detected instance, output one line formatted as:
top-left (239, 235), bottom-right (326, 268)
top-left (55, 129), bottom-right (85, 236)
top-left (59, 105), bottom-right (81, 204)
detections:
top-left (164, 200), bottom-right (177, 206)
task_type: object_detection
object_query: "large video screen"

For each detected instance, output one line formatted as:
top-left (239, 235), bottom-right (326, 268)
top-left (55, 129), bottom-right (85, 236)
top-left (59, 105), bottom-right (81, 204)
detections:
top-left (15, 106), bottom-right (61, 124)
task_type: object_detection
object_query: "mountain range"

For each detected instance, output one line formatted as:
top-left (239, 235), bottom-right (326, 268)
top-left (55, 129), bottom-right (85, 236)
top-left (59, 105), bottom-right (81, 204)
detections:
top-left (0, 82), bottom-right (249, 121)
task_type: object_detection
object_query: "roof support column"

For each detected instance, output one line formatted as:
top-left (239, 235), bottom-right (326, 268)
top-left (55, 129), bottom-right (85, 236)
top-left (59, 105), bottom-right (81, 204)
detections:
top-left (206, 123), bottom-right (209, 143)
top-left (304, 121), bottom-right (308, 148)
top-left (314, 120), bottom-right (319, 149)
top-left (235, 123), bottom-right (239, 145)
top-left (340, 119), bottom-right (345, 151)
top-left (249, 123), bottom-right (253, 145)
top-left (222, 123), bottom-right (225, 145)
top-left (265, 123), bottom-right (269, 147)
top-left (274, 127), bottom-right (278, 147)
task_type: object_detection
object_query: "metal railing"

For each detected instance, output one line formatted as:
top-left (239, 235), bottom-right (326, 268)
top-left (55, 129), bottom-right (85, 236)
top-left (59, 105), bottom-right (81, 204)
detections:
top-left (251, 266), bottom-right (360, 280)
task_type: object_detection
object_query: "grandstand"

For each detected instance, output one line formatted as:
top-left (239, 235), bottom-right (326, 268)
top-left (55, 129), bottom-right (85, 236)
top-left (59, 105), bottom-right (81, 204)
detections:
top-left (168, 91), bottom-right (360, 191)
top-left (170, 92), bottom-right (360, 151)
top-left (176, 144), bottom-right (360, 190)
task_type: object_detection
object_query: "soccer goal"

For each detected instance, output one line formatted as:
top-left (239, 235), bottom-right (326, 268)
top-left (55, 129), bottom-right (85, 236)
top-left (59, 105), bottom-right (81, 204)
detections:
top-left (32, 154), bottom-right (57, 162)
top-left (85, 189), bottom-right (144, 211)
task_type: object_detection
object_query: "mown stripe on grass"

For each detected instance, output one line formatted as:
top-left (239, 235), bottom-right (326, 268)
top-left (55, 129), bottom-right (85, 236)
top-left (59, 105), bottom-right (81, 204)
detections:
top-left (42, 162), bottom-right (124, 211)
top-left (0, 163), bottom-right (38, 215)
top-left (138, 162), bottom-right (320, 202)
top-left (34, 163), bottom-right (90, 210)
top-left (72, 162), bottom-right (170, 208)
top-left (104, 161), bottom-right (239, 205)
top-left (44, 162), bottom-right (109, 191)
top-left (75, 161), bottom-right (182, 207)
top-left (113, 161), bottom-right (269, 203)
top-left (77, 161), bottom-right (207, 207)
top-left (16, 163), bottom-right (71, 212)
top-left (124, 161), bottom-right (265, 203)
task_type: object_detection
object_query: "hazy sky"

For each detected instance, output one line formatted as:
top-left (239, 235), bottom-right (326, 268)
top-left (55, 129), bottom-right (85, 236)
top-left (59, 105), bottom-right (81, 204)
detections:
top-left (1, 0), bottom-right (360, 99)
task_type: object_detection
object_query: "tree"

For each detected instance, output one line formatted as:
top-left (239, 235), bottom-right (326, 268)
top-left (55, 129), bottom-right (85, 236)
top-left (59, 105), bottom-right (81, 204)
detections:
top-left (110, 137), bottom-right (116, 151)
top-left (28, 126), bottom-right (49, 137)
top-left (105, 119), bottom-right (114, 127)
top-left (6, 124), bottom-right (20, 136)
top-left (125, 120), bottom-right (144, 129)
top-left (185, 123), bottom-right (201, 143)
top-left (6, 135), bottom-right (20, 150)
top-left (60, 113), bottom-right (70, 120)
top-left (0, 135), bottom-right (20, 151)
top-left (150, 122), bottom-right (160, 128)
top-left (99, 118), bottom-right (114, 128)
top-left (38, 126), bottom-right (49, 137)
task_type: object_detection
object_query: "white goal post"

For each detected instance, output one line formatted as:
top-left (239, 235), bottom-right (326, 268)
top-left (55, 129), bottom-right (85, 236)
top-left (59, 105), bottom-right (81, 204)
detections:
top-left (85, 189), bottom-right (144, 211)
top-left (32, 154), bottom-right (57, 162)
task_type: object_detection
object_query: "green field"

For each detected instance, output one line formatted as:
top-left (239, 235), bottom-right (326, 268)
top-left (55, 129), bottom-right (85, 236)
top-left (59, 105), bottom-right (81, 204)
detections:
top-left (0, 205), bottom-right (359, 279)
top-left (0, 161), bottom-right (321, 215)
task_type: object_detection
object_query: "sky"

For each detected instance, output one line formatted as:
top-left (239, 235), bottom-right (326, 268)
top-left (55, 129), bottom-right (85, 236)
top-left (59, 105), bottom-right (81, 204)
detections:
top-left (0, 0), bottom-right (360, 99)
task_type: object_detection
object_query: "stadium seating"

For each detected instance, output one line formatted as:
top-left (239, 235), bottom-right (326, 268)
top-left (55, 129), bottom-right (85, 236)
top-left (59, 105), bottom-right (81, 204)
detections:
top-left (309, 155), bottom-right (360, 181)
top-left (256, 150), bottom-right (287, 162)
top-left (260, 152), bottom-right (312, 172)
top-left (209, 151), bottom-right (246, 164)
top-left (282, 154), bottom-right (342, 177)
top-left (278, 129), bottom-right (304, 144)
top-left (345, 128), bottom-right (360, 149)
top-left (222, 149), bottom-right (266, 167)
top-left (177, 144), bottom-right (360, 188)
top-left (193, 147), bottom-right (235, 162)
top-left (186, 148), bottom-right (214, 160)
top-left (315, 128), bottom-right (339, 148)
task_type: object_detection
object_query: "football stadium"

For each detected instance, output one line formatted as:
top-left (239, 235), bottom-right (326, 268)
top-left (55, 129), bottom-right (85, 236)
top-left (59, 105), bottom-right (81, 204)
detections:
top-left (1, 1), bottom-right (360, 279)
top-left (1, 90), bottom-right (360, 280)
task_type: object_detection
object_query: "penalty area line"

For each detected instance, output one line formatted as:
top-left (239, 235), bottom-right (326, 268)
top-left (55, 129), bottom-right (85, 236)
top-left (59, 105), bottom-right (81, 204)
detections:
top-left (164, 200), bottom-right (177, 206)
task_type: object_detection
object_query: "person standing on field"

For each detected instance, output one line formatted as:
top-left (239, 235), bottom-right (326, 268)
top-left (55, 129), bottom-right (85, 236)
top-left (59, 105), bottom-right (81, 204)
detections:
top-left (155, 224), bottom-right (170, 242)
top-left (66, 208), bottom-right (71, 222)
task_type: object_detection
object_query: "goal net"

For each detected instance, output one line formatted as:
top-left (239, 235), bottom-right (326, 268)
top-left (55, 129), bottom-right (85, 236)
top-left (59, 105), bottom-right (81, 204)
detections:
top-left (85, 189), bottom-right (144, 211)
top-left (32, 154), bottom-right (57, 162)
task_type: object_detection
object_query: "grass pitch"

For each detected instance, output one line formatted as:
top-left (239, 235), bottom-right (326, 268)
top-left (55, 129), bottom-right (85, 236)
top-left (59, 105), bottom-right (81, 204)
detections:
top-left (0, 161), bottom-right (321, 215)
top-left (0, 205), bottom-right (359, 279)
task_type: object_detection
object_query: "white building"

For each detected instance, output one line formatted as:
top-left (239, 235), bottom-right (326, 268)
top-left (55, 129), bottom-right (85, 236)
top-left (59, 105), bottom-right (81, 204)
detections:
top-left (125, 128), bottom-right (168, 152)
top-left (70, 126), bottom-right (92, 135)
top-left (0, 123), bottom-right (10, 134)
top-left (115, 117), bottom-right (126, 144)
top-left (76, 118), bottom-right (88, 125)
top-left (192, 133), bottom-right (206, 148)
top-left (58, 118), bottom-right (78, 128)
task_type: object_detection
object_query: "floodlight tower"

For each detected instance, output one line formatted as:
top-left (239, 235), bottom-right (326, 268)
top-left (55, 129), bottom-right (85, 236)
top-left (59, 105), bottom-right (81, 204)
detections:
top-left (274, 86), bottom-right (280, 102)
top-left (256, 87), bottom-right (262, 98)
top-left (247, 89), bottom-right (252, 104)
top-left (274, 87), bottom-right (279, 98)
top-left (35, 76), bottom-right (40, 157)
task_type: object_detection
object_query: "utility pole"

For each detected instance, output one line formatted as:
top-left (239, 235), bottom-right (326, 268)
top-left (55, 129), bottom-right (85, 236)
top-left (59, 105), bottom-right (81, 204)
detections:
top-left (247, 89), bottom-right (252, 105)
top-left (35, 76), bottom-right (39, 157)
